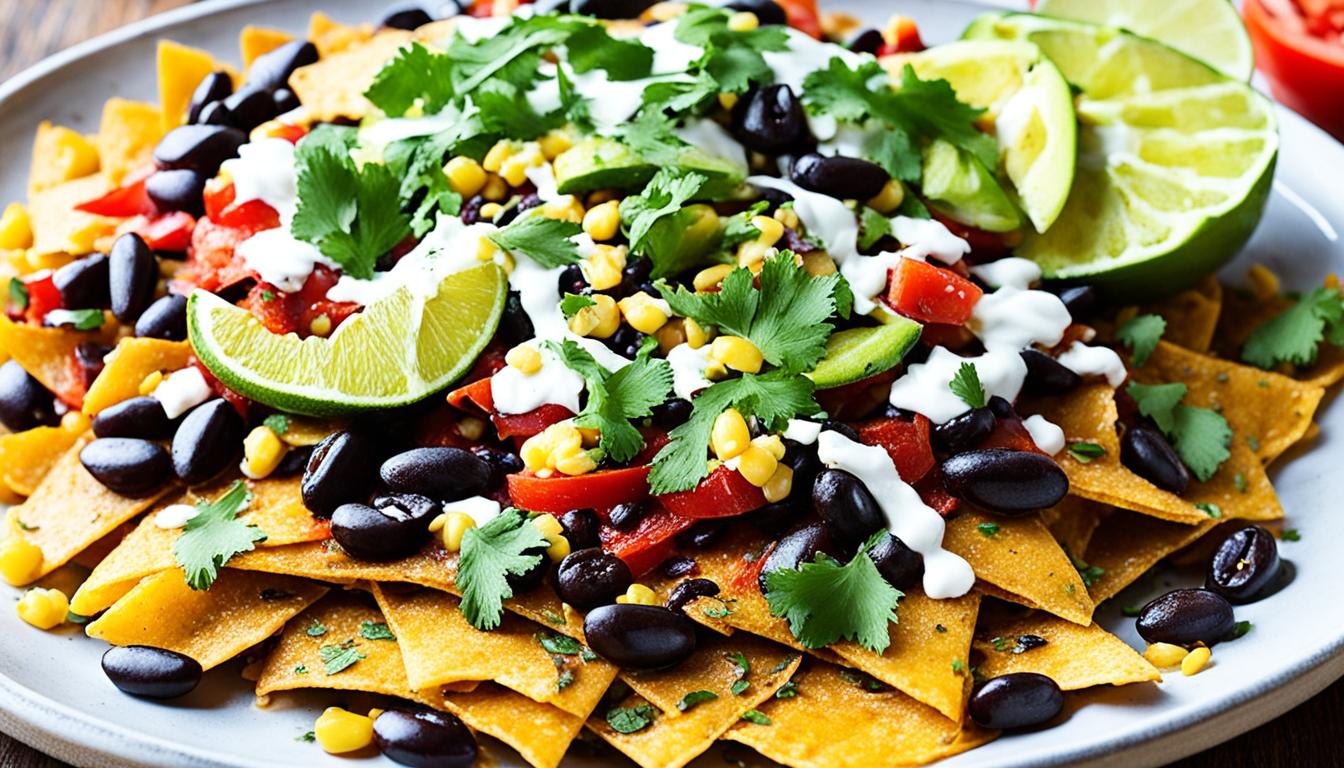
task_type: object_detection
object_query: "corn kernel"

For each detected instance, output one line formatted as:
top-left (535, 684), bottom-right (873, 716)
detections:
top-left (802, 251), bottom-right (838, 277)
top-left (458, 416), bottom-right (486, 441)
top-left (710, 335), bottom-right (764, 374)
top-left (582, 200), bottom-right (621, 241)
top-left (646, 1), bottom-right (688, 21)
top-left (555, 450), bottom-right (598, 476)
top-left (542, 195), bottom-right (585, 224)
top-left (655, 318), bottom-right (688, 354)
top-left (581, 244), bottom-right (628, 291)
top-left (751, 215), bottom-right (785, 247)
top-left (717, 92), bottom-right (739, 111)
top-left (530, 513), bottom-right (564, 540)
top-left (0, 537), bottom-right (43, 586)
top-left (705, 359), bottom-right (728, 380)
top-left (482, 174), bottom-right (508, 202)
top-left (683, 317), bottom-right (710, 349)
top-left (1143, 642), bottom-right (1189, 669)
top-left (727, 10), bottom-right (759, 31)
top-left (479, 202), bottom-right (504, 220)
top-left (762, 463), bottom-right (794, 503)
top-left (618, 292), bottom-right (670, 335)
top-left (61, 411), bottom-right (91, 434)
top-left (309, 313), bottom-right (333, 337)
top-left (430, 511), bottom-right (477, 552)
top-left (577, 426), bottom-right (601, 447)
top-left (1181, 646), bottom-right (1212, 676)
top-left (772, 206), bottom-right (800, 230)
top-left (694, 264), bottom-right (735, 292)
top-left (567, 306), bottom-right (600, 337)
top-left (0, 204), bottom-right (33, 251)
top-left (737, 445), bottom-right (778, 487)
top-left (571, 293), bottom-right (619, 339)
top-left (1248, 264), bottom-right (1279, 300)
top-left (16, 587), bottom-right (67, 630)
top-left (867, 180), bottom-right (905, 215)
top-left (752, 434), bottom-right (786, 460)
top-left (616, 583), bottom-right (658, 606)
top-left (500, 143), bottom-right (545, 187)
top-left (444, 156), bottom-right (487, 197)
top-left (314, 707), bottom-right (375, 754)
top-left (538, 129), bottom-right (574, 160)
top-left (138, 370), bottom-right (164, 396)
top-left (737, 241), bottom-right (774, 269)
top-left (482, 140), bottom-right (515, 173)
top-left (506, 344), bottom-right (543, 375)
top-left (240, 426), bottom-right (286, 480)
top-left (586, 189), bottom-right (618, 206)
top-left (475, 235), bottom-right (501, 264)
top-left (712, 408), bottom-right (750, 460)
top-left (546, 534), bottom-right (571, 562)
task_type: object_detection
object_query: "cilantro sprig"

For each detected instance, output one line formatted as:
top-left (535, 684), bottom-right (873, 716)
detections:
top-left (173, 481), bottom-right (266, 591)
top-left (764, 534), bottom-right (902, 653)
top-left (949, 362), bottom-right (986, 409)
top-left (456, 508), bottom-right (550, 630)
top-left (545, 339), bottom-right (674, 462)
top-left (489, 216), bottom-right (584, 268)
top-left (1117, 314), bottom-right (1166, 367)
top-left (1126, 381), bottom-right (1232, 482)
top-left (620, 169), bottom-right (708, 259)
top-left (1242, 287), bottom-right (1344, 369)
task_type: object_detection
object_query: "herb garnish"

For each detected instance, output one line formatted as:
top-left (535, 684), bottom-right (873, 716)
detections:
top-left (1126, 381), bottom-right (1232, 482)
top-left (172, 481), bottom-right (266, 591)
top-left (763, 534), bottom-right (902, 653)
top-left (456, 508), bottom-right (550, 630)
top-left (1117, 314), bottom-right (1166, 367)
top-left (319, 640), bottom-right (366, 675)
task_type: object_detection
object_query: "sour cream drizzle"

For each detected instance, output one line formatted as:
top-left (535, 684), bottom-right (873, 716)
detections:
top-left (888, 346), bottom-right (1027, 424)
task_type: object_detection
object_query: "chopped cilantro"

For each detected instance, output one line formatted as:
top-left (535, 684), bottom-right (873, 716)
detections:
top-left (1069, 555), bottom-right (1105, 587)
top-left (620, 168), bottom-right (707, 258)
top-left (65, 611), bottom-right (89, 625)
top-left (702, 600), bottom-right (735, 619)
top-left (359, 621), bottom-right (397, 641)
top-left (1242, 287), bottom-right (1344, 369)
top-left (364, 42), bottom-right (458, 116)
top-left (306, 619), bottom-right (327, 637)
top-left (259, 289), bottom-right (276, 301)
top-left (8, 279), bottom-right (28, 310)
top-left (263, 414), bottom-right (290, 435)
top-left (383, 128), bottom-right (470, 237)
top-left (294, 665), bottom-right (308, 675)
top-left (1282, 528), bottom-right (1302, 542)
top-left (951, 659), bottom-right (966, 674)
top-left (1126, 381), bottom-right (1232, 482)
top-left (45, 309), bottom-right (105, 331)
top-left (456, 507), bottom-right (550, 630)
top-left (1117, 314), bottom-right (1166, 367)
top-left (566, 23), bottom-right (654, 80)
top-left (560, 293), bottom-right (596, 319)
top-left (774, 681), bottom-right (798, 699)
top-left (606, 703), bottom-right (656, 734)
top-left (740, 710), bottom-right (771, 726)
top-left (730, 679), bottom-right (750, 695)
top-left (488, 215), bottom-right (584, 269)
top-left (991, 636), bottom-right (1011, 652)
top-left (948, 362), bottom-right (986, 409)
top-left (545, 339), bottom-right (673, 463)
top-left (172, 481), bottom-right (266, 590)
top-left (727, 651), bottom-right (751, 676)
top-left (840, 670), bottom-right (887, 691)
top-left (556, 669), bottom-right (575, 690)
top-left (763, 534), bottom-right (902, 653)
top-left (1195, 502), bottom-right (1223, 519)
top-left (1067, 442), bottom-right (1106, 463)
top-left (1231, 620), bottom-right (1253, 640)
top-left (319, 640), bottom-right (366, 675)
top-left (539, 633), bottom-right (584, 656)
top-left (676, 690), bottom-right (719, 711)
top-left (977, 523), bottom-right (1000, 538)
top-left (1247, 434), bottom-right (1261, 452)
top-left (543, 609), bottom-right (566, 625)
top-left (857, 206), bottom-right (892, 250)
top-left (721, 202), bottom-right (769, 249)
top-left (1121, 605), bottom-right (1142, 617)
top-left (298, 731), bottom-right (316, 743)
top-left (14, 519), bottom-right (37, 532)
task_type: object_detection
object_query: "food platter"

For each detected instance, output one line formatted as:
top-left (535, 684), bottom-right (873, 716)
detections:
top-left (1, 0), bottom-right (1343, 767)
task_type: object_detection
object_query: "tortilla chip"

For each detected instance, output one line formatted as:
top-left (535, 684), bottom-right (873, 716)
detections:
top-left (1213, 279), bottom-right (1344, 389)
top-left (27, 174), bottom-right (117, 257)
top-left (241, 26), bottom-right (295, 67)
top-left (1141, 275), bottom-right (1223, 353)
top-left (1082, 511), bottom-right (1219, 604)
top-left (309, 12), bottom-right (376, 56)
top-left (943, 509), bottom-right (1093, 626)
top-left (370, 583), bottom-right (617, 718)
top-left (86, 568), bottom-right (326, 669)
top-left (722, 662), bottom-right (996, 768)
top-left (1039, 496), bottom-right (1108, 557)
top-left (0, 423), bottom-right (82, 496)
top-left (82, 338), bottom-right (193, 415)
top-left (439, 684), bottom-right (586, 768)
top-left (157, 41), bottom-right (222, 129)
top-left (290, 32), bottom-right (412, 121)
top-left (0, 316), bottom-right (116, 407)
top-left (96, 99), bottom-right (163, 185)
top-left (8, 434), bottom-right (172, 581)
top-left (972, 604), bottom-right (1158, 689)
top-left (28, 123), bottom-right (100, 194)
top-left (589, 634), bottom-right (802, 768)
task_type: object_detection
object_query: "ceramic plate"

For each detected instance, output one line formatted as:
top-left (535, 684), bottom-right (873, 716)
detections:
top-left (0, 1), bottom-right (1341, 766)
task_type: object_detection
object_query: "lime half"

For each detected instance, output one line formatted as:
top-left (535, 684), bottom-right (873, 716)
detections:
top-left (890, 40), bottom-right (1077, 233)
top-left (807, 318), bottom-right (921, 389)
top-left (965, 14), bottom-right (1278, 298)
top-left (189, 263), bottom-right (507, 415)
top-left (1037, 0), bottom-right (1254, 82)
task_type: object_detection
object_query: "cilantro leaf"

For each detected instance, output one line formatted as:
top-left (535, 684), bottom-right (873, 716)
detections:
top-left (359, 621), bottom-right (396, 641)
top-left (8, 279), bottom-right (28, 311)
top-left (606, 704), bottom-right (656, 734)
top-left (444, 15), bottom-right (577, 95)
top-left (764, 535), bottom-right (902, 653)
top-left (621, 169), bottom-right (708, 257)
top-left (612, 112), bottom-right (689, 168)
top-left (948, 362), bottom-right (986, 409)
top-left (172, 481), bottom-right (266, 591)
top-left (546, 339), bottom-right (674, 462)
top-left (721, 202), bottom-right (769, 249)
top-left (1242, 287), bottom-right (1344, 369)
top-left (1066, 442), bottom-right (1106, 463)
top-left (1117, 314), bottom-right (1166, 367)
top-left (319, 640), bottom-right (366, 675)
top-left (1125, 381), bottom-right (1232, 482)
top-left (364, 42), bottom-right (457, 117)
top-left (565, 24), bottom-right (653, 81)
top-left (672, 7), bottom-right (788, 95)
top-left (383, 131), bottom-right (469, 238)
top-left (263, 414), bottom-right (290, 435)
top-left (1126, 381), bottom-right (1187, 434)
top-left (539, 633), bottom-right (584, 656)
top-left (857, 206), bottom-right (892, 251)
top-left (306, 619), bottom-right (327, 637)
top-left (977, 523), bottom-right (999, 537)
top-left (488, 216), bottom-right (584, 269)
top-left (560, 293), bottom-right (596, 319)
top-left (456, 508), bottom-right (550, 630)
top-left (1070, 555), bottom-right (1105, 587)
top-left (676, 690), bottom-right (718, 711)
top-left (741, 710), bottom-right (771, 725)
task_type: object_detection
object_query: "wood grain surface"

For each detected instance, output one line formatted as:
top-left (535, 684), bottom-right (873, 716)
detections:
top-left (0, 2), bottom-right (1341, 767)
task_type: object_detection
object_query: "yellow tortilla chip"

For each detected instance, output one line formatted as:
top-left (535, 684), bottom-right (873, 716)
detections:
top-left (157, 41), bottom-right (222, 129)
top-left (1212, 277), bottom-right (1344, 389)
top-left (82, 338), bottom-right (193, 415)
top-left (290, 32), bottom-right (413, 121)
top-left (0, 423), bottom-right (83, 496)
top-left (439, 684), bottom-right (586, 768)
top-left (0, 315), bottom-right (115, 405)
top-left (972, 604), bottom-right (1158, 689)
top-left (95, 99), bottom-right (163, 186)
top-left (1140, 275), bottom-right (1223, 353)
top-left (944, 509), bottom-right (1093, 626)
top-left (309, 11), bottom-right (377, 56)
top-left (28, 123), bottom-right (100, 194)
top-left (370, 583), bottom-right (617, 718)
top-left (1039, 496), bottom-right (1108, 557)
top-left (241, 26), bottom-right (295, 67)
top-left (27, 174), bottom-right (117, 256)
top-left (86, 568), bottom-right (326, 669)
top-left (1083, 511), bottom-right (1219, 604)
top-left (589, 634), bottom-right (802, 768)
top-left (722, 662), bottom-right (996, 768)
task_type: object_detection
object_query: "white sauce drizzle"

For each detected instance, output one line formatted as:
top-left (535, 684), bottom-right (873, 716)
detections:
top-left (152, 367), bottom-right (214, 420)
top-left (674, 119), bottom-right (749, 171)
top-left (969, 257), bottom-right (1041, 290)
top-left (235, 228), bottom-right (336, 294)
top-left (1056, 340), bottom-right (1128, 387)
top-left (666, 343), bottom-right (715, 400)
top-left (890, 217), bottom-right (969, 265)
top-left (888, 346), bottom-right (1027, 424)
top-left (154, 504), bottom-right (201, 530)
top-left (220, 138), bottom-right (300, 224)
top-left (746, 175), bottom-right (858, 264)
top-left (1022, 414), bottom-right (1065, 456)
top-left (842, 251), bottom-right (903, 317)
top-left (491, 345), bottom-right (585, 415)
top-left (783, 418), bottom-right (822, 444)
top-left (968, 286), bottom-right (1071, 352)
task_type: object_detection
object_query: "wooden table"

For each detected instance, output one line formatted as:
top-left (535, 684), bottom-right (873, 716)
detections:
top-left (1, 1), bottom-right (1341, 767)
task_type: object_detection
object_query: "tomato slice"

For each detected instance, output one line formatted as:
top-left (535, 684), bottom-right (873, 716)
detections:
top-left (494, 404), bottom-right (574, 441)
top-left (598, 505), bottom-right (694, 576)
top-left (75, 166), bottom-right (155, 217)
top-left (886, 257), bottom-right (983, 326)
top-left (19, 274), bottom-right (62, 325)
top-left (776, 0), bottom-right (822, 39)
top-left (1245, 0), bottom-right (1344, 140)
top-left (118, 212), bottom-right (196, 252)
top-left (657, 465), bottom-right (768, 519)
top-left (855, 414), bottom-right (935, 485)
top-left (507, 465), bottom-right (652, 514)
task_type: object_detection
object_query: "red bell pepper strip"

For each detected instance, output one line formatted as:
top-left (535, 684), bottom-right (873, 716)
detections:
top-left (507, 465), bottom-right (653, 514)
top-left (493, 404), bottom-right (573, 441)
top-left (855, 414), bottom-right (936, 485)
top-left (886, 257), bottom-right (983, 326)
top-left (657, 464), bottom-right (768, 519)
top-left (74, 166), bottom-right (155, 217)
top-left (19, 273), bottom-right (62, 326)
top-left (876, 15), bottom-right (925, 55)
top-left (915, 471), bottom-right (959, 518)
top-left (117, 212), bottom-right (196, 252)
top-left (598, 505), bottom-right (694, 576)
top-left (776, 0), bottom-right (823, 39)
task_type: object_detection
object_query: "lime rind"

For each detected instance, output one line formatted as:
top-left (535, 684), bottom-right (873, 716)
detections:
top-left (808, 319), bottom-right (922, 389)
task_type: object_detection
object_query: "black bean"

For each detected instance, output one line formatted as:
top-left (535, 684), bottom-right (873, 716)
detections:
top-left (714, 0), bottom-right (786, 25)
top-left (469, 445), bottom-right (523, 489)
top-left (968, 673), bottom-right (1064, 730)
top-left (732, 85), bottom-right (808, 155)
top-left (617, 257), bottom-right (653, 298)
top-left (380, 447), bottom-right (492, 500)
top-left (569, 0), bottom-right (657, 19)
top-left (846, 28), bottom-right (884, 55)
top-left (743, 495), bottom-right (808, 537)
top-left (602, 326), bottom-right (646, 360)
top-left (1136, 588), bottom-right (1236, 647)
top-left (108, 233), bottom-right (158, 322)
top-left (941, 449), bottom-right (1069, 514)
top-left (812, 468), bottom-right (885, 546)
top-left (101, 645), bottom-right (202, 699)
top-left (868, 534), bottom-right (923, 591)
top-left (531, 0), bottom-right (570, 12)
top-left (1020, 349), bottom-right (1082, 396)
top-left (757, 522), bottom-right (839, 592)
top-left (187, 71), bottom-right (233, 125)
top-left (555, 548), bottom-right (632, 612)
top-left (681, 519), bottom-right (729, 549)
top-left (666, 578), bottom-right (720, 614)
top-left (987, 395), bottom-right (1015, 420)
top-left (92, 397), bottom-right (174, 440)
top-left (820, 419), bottom-right (861, 443)
top-left (172, 399), bottom-right (244, 485)
top-left (497, 291), bottom-right (535, 346)
top-left (661, 556), bottom-right (697, 579)
top-left (53, 253), bottom-right (110, 310)
top-left (931, 407), bottom-right (995, 454)
top-left (331, 501), bottom-right (435, 561)
top-left (145, 169), bottom-right (207, 217)
top-left (302, 431), bottom-right (380, 517)
top-left (790, 153), bottom-right (889, 200)
top-left (73, 342), bottom-right (111, 389)
top-left (583, 604), bottom-right (698, 670)
top-left (1055, 285), bottom-right (1096, 318)
top-left (134, 294), bottom-right (188, 341)
top-left (558, 509), bottom-right (601, 550)
top-left (272, 87), bottom-right (301, 114)
top-left (382, 3), bottom-right (435, 29)
top-left (507, 545), bottom-right (551, 593)
top-left (374, 709), bottom-right (477, 768)
top-left (373, 492), bottom-right (439, 521)
top-left (0, 360), bottom-right (58, 432)
top-left (603, 502), bottom-right (643, 533)
top-left (153, 124), bottom-right (246, 175)
top-left (80, 438), bottom-right (172, 495)
top-left (652, 398), bottom-right (693, 429)
top-left (196, 101), bottom-right (233, 127)
top-left (1121, 424), bottom-right (1189, 495)
top-left (247, 40), bottom-right (319, 91)
top-left (1206, 526), bottom-right (1281, 604)
top-left (222, 86), bottom-right (280, 132)
top-left (274, 444), bottom-right (314, 478)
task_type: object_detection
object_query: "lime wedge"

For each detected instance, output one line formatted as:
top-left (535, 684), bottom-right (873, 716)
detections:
top-left (965, 14), bottom-right (1278, 298)
top-left (1036, 0), bottom-right (1254, 82)
top-left (889, 40), bottom-right (1076, 233)
top-left (807, 318), bottom-right (921, 389)
top-left (189, 263), bottom-right (507, 415)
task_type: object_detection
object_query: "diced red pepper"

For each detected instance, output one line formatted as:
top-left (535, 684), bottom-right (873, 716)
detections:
top-left (657, 465), bottom-right (768, 519)
top-left (176, 217), bottom-right (256, 293)
top-left (976, 416), bottom-right (1045, 455)
top-left (886, 257), bottom-right (983, 326)
top-left (914, 471), bottom-right (959, 518)
top-left (192, 359), bottom-right (253, 420)
top-left (20, 273), bottom-right (62, 325)
top-left (776, 0), bottom-right (823, 39)
top-left (876, 15), bottom-right (924, 54)
top-left (598, 505), bottom-right (695, 576)
top-left (855, 414), bottom-right (936, 485)
top-left (237, 265), bottom-right (360, 337)
top-left (117, 212), bottom-right (196, 253)
top-left (74, 166), bottom-right (156, 217)
top-left (493, 404), bottom-right (574, 441)
top-left (204, 178), bottom-right (282, 231)
top-left (447, 377), bottom-right (495, 413)
top-left (815, 368), bottom-right (898, 421)
top-left (269, 123), bottom-right (309, 144)
top-left (507, 465), bottom-right (653, 514)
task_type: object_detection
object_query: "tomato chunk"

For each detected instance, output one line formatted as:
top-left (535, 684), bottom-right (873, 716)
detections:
top-left (855, 414), bottom-right (936, 485)
top-left (598, 505), bottom-right (694, 576)
top-left (118, 212), bottom-right (196, 252)
top-left (75, 167), bottom-right (156, 217)
top-left (657, 465), bottom-right (768, 519)
top-left (507, 466), bottom-right (652, 514)
top-left (886, 257), bottom-right (983, 326)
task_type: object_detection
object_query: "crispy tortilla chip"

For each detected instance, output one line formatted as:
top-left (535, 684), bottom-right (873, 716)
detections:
top-left (1141, 275), bottom-right (1223, 353)
top-left (28, 123), bottom-right (100, 194)
top-left (1213, 279), bottom-right (1344, 389)
top-left (290, 32), bottom-right (412, 121)
top-left (944, 509), bottom-right (1093, 625)
top-left (0, 423), bottom-right (82, 496)
top-left (439, 683), bottom-right (585, 768)
top-left (309, 12), bottom-right (377, 56)
top-left (82, 338), bottom-right (192, 415)
top-left (157, 41), bottom-right (222, 129)
top-left (86, 569), bottom-right (326, 669)
top-left (0, 315), bottom-right (116, 405)
top-left (723, 662), bottom-right (996, 768)
top-left (1083, 511), bottom-right (1219, 604)
top-left (590, 634), bottom-right (801, 768)
top-left (96, 99), bottom-right (163, 185)
top-left (371, 583), bottom-right (617, 718)
top-left (240, 26), bottom-right (295, 67)
top-left (973, 604), bottom-right (1158, 689)
top-left (1039, 496), bottom-right (1108, 557)
top-left (9, 434), bottom-right (172, 581)
top-left (27, 175), bottom-right (117, 257)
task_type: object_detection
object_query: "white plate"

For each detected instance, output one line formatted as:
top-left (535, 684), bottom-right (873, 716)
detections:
top-left (1, 1), bottom-right (1341, 766)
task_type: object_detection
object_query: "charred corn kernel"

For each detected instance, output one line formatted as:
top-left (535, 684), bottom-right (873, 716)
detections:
top-left (586, 189), bottom-right (618, 206)
top-left (694, 264), bottom-right (735, 292)
top-left (867, 179), bottom-right (905, 214)
top-left (738, 444), bottom-right (778, 487)
top-left (581, 245), bottom-right (628, 291)
top-left (444, 156), bottom-right (487, 197)
top-left (710, 335), bottom-right (764, 374)
top-left (458, 415), bottom-right (486, 441)
top-left (555, 449), bottom-right (598, 476)
top-left (314, 707), bottom-right (375, 754)
top-left (542, 195), bottom-right (585, 224)
top-left (773, 206), bottom-right (800, 230)
top-left (482, 140), bottom-right (515, 173)
top-left (616, 583), bottom-right (658, 606)
top-left (582, 200), bottom-right (621, 241)
top-left (712, 408), bottom-right (750, 460)
top-left (618, 291), bottom-right (670, 335)
top-left (138, 371), bottom-right (165, 396)
top-left (762, 463), bottom-right (794, 503)
top-left (801, 251), bottom-right (838, 277)
top-left (309, 314), bottom-right (333, 337)
top-left (430, 511), bottom-right (477, 552)
top-left (1143, 642), bottom-right (1189, 669)
top-left (60, 411), bottom-right (91, 434)
top-left (821, 10), bottom-right (862, 40)
top-left (0, 537), bottom-right (43, 586)
top-left (506, 344), bottom-right (543, 375)
top-left (16, 588), bottom-right (67, 630)
top-left (717, 92), bottom-right (739, 110)
top-left (683, 317), bottom-right (710, 349)
top-left (1248, 264), bottom-right (1280, 299)
top-left (539, 129), bottom-right (574, 160)
top-left (479, 202), bottom-right (504, 220)
top-left (567, 305), bottom-right (600, 337)
top-left (1181, 646), bottom-right (1212, 676)
top-left (655, 318), bottom-right (688, 354)
top-left (727, 10), bottom-right (759, 31)
top-left (0, 204), bottom-right (33, 250)
top-left (241, 425), bottom-right (286, 480)
top-left (752, 434), bottom-right (786, 460)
